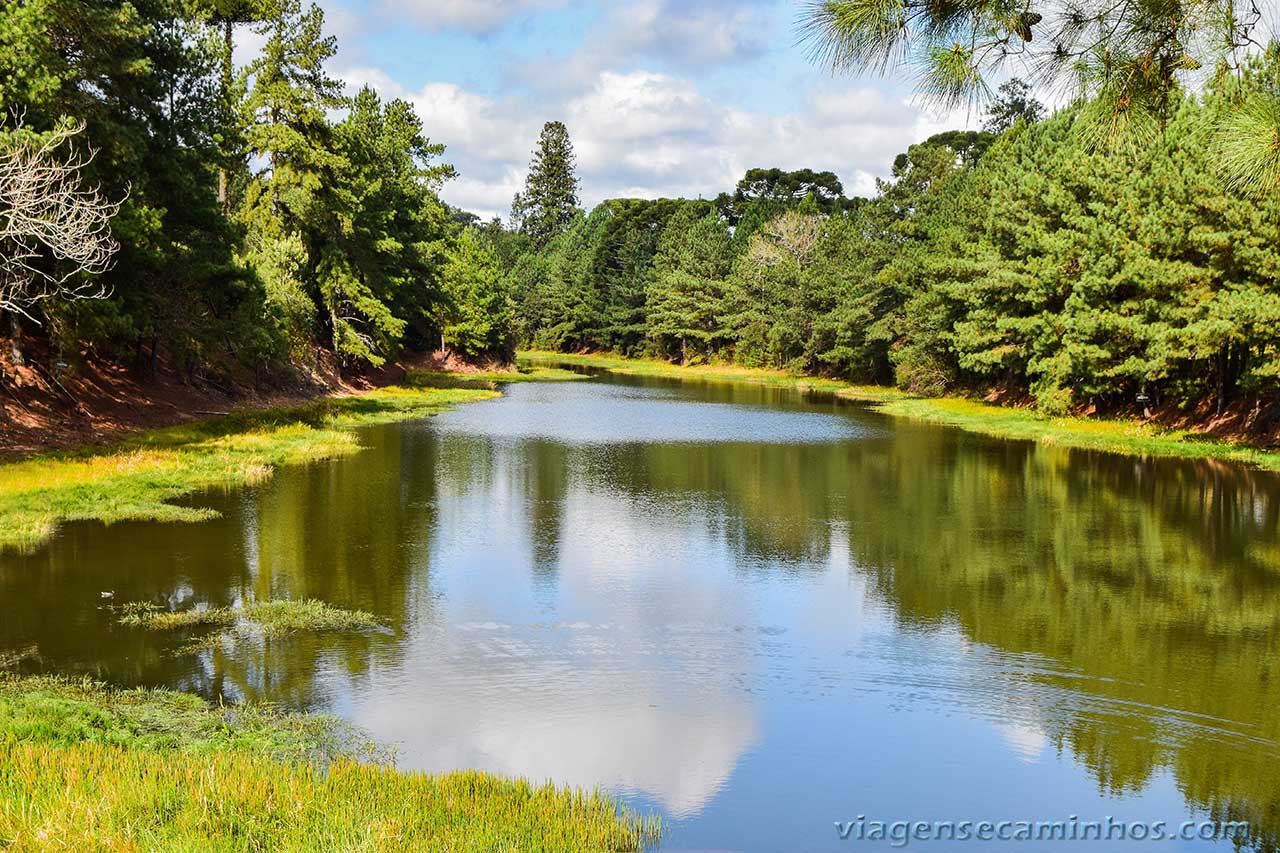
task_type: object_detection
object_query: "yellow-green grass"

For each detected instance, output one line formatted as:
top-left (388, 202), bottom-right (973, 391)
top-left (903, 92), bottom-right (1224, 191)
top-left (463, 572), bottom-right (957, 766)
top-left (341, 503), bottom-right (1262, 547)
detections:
top-left (405, 365), bottom-right (588, 388)
top-left (120, 598), bottom-right (384, 640)
top-left (871, 396), bottom-right (1280, 470)
top-left (0, 385), bottom-right (498, 552)
top-left (0, 677), bottom-right (660, 852)
top-left (0, 676), bottom-right (373, 763)
top-left (519, 350), bottom-right (877, 395)
top-left (520, 351), bottom-right (1280, 470)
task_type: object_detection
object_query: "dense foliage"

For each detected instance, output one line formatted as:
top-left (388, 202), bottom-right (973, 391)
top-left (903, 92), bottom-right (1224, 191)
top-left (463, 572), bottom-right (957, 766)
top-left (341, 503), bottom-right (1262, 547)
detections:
top-left (512, 121), bottom-right (581, 250)
top-left (506, 61), bottom-right (1280, 419)
top-left (801, 0), bottom-right (1279, 193)
top-left (0, 0), bottom-right (514, 387)
top-left (3, 1), bottom-right (1277, 424)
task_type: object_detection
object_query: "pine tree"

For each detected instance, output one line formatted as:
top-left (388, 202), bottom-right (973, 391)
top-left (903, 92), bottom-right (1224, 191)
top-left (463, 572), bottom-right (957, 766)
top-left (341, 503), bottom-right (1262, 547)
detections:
top-left (440, 230), bottom-right (515, 359)
top-left (199, 0), bottom-right (274, 210)
top-left (800, 0), bottom-right (1278, 190)
top-left (515, 121), bottom-right (580, 248)
top-left (982, 79), bottom-right (1045, 134)
top-left (238, 0), bottom-right (352, 361)
top-left (239, 0), bottom-right (344, 231)
top-left (0, 0), bottom-right (259, 372)
top-left (645, 203), bottom-right (733, 363)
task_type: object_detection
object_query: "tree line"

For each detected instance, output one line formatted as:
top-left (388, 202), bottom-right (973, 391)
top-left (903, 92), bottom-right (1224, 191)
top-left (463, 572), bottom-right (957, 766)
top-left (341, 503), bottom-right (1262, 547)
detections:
top-left (0, 0), bottom-right (513, 389)
top-left (501, 59), bottom-right (1280, 418)
top-left (3, 0), bottom-right (1278, 423)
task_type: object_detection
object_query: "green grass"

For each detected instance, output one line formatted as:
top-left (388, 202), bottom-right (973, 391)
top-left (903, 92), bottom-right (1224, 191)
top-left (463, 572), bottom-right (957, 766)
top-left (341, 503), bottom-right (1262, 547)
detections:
top-left (405, 365), bottom-right (588, 389)
top-left (519, 350), bottom-right (868, 394)
top-left (119, 598), bottom-right (385, 646)
top-left (0, 677), bottom-right (661, 852)
top-left (871, 396), bottom-right (1280, 469)
top-left (0, 676), bottom-right (376, 764)
top-left (521, 351), bottom-right (1280, 470)
top-left (0, 385), bottom-right (498, 552)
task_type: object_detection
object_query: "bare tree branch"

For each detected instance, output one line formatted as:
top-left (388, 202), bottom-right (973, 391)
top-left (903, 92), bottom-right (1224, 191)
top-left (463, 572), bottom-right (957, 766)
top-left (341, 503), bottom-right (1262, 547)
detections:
top-left (0, 121), bottom-right (127, 322)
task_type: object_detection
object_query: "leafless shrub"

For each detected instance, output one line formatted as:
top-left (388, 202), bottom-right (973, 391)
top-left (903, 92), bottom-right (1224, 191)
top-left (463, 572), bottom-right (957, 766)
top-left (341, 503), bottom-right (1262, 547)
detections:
top-left (747, 211), bottom-right (825, 268)
top-left (0, 122), bottom-right (126, 321)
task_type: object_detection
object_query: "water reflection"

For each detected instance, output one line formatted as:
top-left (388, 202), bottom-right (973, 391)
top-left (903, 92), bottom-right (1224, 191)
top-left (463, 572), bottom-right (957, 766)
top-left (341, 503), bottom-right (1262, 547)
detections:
top-left (2, 375), bottom-right (1280, 850)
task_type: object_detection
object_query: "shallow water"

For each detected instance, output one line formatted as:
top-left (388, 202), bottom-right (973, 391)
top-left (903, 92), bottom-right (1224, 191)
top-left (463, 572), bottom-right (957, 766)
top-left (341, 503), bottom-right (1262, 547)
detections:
top-left (4, 372), bottom-right (1280, 851)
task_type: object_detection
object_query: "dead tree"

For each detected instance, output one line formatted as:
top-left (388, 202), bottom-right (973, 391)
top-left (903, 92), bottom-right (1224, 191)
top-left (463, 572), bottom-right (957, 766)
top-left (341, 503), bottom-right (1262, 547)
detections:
top-left (0, 122), bottom-right (125, 365)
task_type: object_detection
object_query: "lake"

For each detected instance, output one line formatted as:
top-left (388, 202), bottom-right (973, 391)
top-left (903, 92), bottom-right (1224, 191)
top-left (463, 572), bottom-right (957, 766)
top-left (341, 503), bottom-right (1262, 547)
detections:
top-left (3, 370), bottom-right (1278, 851)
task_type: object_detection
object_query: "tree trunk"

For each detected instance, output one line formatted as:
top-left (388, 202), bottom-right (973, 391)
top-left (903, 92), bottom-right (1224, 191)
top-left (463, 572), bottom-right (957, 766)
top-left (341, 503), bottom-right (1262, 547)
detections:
top-left (680, 336), bottom-right (687, 366)
top-left (1218, 343), bottom-right (1228, 414)
top-left (217, 19), bottom-right (232, 212)
top-left (9, 313), bottom-right (23, 367)
top-left (330, 307), bottom-right (342, 373)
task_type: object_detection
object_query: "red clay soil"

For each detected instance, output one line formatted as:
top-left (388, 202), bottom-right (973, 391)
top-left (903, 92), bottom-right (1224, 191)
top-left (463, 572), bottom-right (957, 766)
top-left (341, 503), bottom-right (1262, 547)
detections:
top-left (0, 337), bottom-right (498, 461)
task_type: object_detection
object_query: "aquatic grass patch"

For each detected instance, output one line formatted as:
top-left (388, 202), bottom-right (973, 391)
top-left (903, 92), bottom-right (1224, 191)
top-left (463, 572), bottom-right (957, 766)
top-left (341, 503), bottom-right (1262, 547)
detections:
top-left (0, 386), bottom-right (498, 551)
top-left (0, 677), bottom-right (660, 851)
top-left (120, 605), bottom-right (235, 631)
top-left (0, 676), bottom-right (374, 764)
top-left (119, 599), bottom-right (385, 646)
top-left (240, 599), bottom-right (384, 635)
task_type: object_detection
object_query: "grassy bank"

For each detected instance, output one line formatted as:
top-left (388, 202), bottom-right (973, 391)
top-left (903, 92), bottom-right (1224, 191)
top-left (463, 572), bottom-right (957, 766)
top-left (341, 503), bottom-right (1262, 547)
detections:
top-left (0, 385), bottom-right (498, 552)
top-left (405, 365), bottom-right (588, 388)
top-left (0, 677), bottom-right (660, 851)
top-left (868, 396), bottom-right (1280, 469)
top-left (521, 351), bottom-right (1280, 471)
top-left (520, 351), bottom-right (877, 396)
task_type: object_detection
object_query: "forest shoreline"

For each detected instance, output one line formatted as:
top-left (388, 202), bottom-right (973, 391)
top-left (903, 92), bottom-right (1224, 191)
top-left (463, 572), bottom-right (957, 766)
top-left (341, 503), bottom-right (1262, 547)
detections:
top-left (0, 361), bottom-right (586, 552)
top-left (0, 339), bottom-right (523, 461)
top-left (521, 351), bottom-right (1280, 471)
top-left (0, 381), bottom-right (498, 551)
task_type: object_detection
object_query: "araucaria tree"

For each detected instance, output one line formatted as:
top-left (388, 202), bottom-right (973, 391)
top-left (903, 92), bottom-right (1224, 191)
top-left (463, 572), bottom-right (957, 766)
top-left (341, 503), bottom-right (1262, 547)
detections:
top-left (513, 121), bottom-right (580, 248)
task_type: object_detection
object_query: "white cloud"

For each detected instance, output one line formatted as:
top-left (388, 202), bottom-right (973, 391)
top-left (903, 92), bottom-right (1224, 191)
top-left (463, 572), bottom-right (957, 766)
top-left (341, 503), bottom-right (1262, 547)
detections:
top-left (506, 0), bottom-right (776, 99)
top-left (342, 66), bottom-right (976, 221)
top-left (588, 0), bottom-right (772, 68)
top-left (378, 0), bottom-right (567, 34)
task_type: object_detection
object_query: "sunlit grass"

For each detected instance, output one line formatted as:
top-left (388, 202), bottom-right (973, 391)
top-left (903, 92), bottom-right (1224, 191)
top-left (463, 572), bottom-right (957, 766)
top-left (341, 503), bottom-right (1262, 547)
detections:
top-left (120, 599), bottom-right (384, 637)
top-left (0, 386), bottom-right (498, 552)
top-left (405, 366), bottom-right (588, 388)
top-left (0, 677), bottom-right (660, 852)
top-left (518, 350), bottom-right (901, 397)
top-left (0, 676), bottom-right (371, 763)
top-left (874, 397), bottom-right (1280, 470)
top-left (0, 745), bottom-right (661, 853)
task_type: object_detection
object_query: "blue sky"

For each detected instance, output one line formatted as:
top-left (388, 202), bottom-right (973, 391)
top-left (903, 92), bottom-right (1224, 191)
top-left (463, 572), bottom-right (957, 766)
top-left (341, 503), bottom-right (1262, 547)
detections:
top-left (296, 0), bottom-right (976, 219)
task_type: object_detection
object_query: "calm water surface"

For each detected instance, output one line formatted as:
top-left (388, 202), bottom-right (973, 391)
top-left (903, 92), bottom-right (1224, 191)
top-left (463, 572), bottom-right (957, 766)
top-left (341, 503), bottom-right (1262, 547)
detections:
top-left (4, 372), bottom-right (1280, 851)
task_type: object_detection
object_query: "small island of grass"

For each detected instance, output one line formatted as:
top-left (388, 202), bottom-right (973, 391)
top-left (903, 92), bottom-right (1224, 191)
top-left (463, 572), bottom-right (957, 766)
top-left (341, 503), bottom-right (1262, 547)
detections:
top-left (120, 598), bottom-right (385, 637)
